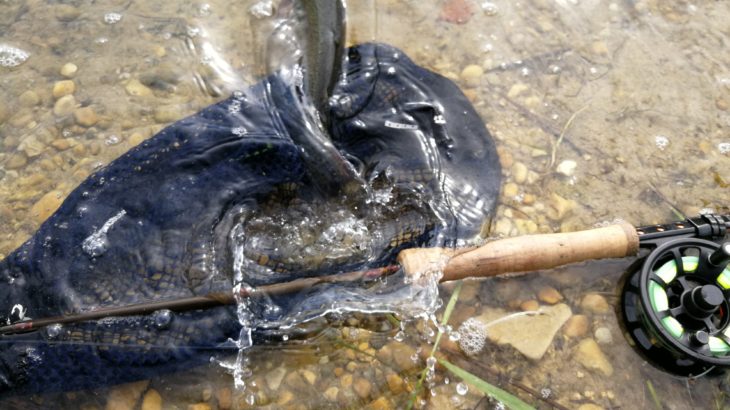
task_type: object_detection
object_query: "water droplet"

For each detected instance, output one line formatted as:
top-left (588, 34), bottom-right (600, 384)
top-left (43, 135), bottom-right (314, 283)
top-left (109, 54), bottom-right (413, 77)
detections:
top-left (0, 44), bottom-right (30, 68)
top-left (426, 356), bottom-right (437, 369)
top-left (394, 331), bottom-right (405, 342)
top-left (481, 2), bottom-right (499, 15)
top-left (153, 309), bottom-right (173, 329)
top-left (282, 334), bottom-right (289, 341)
top-left (540, 388), bottom-right (552, 399)
top-left (198, 3), bottom-right (212, 16)
top-left (46, 324), bottom-right (63, 339)
top-left (456, 382), bottom-right (468, 395)
top-left (95, 37), bottom-right (110, 45)
top-left (231, 127), bottom-right (247, 136)
top-left (246, 394), bottom-right (256, 405)
top-left (187, 26), bottom-right (200, 38)
top-left (104, 12), bottom-right (123, 24)
top-left (105, 135), bottom-right (121, 145)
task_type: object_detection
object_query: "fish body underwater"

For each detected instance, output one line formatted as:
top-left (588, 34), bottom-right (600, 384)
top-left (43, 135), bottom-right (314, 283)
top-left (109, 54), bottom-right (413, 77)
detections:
top-left (0, 42), bottom-right (501, 396)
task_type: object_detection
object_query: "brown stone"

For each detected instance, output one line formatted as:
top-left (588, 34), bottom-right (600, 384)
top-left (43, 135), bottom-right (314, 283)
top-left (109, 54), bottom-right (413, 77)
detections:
top-left (574, 338), bottom-right (613, 376)
top-left (215, 388), bottom-right (232, 410)
top-left (5, 153), bottom-right (28, 170)
top-left (30, 190), bottom-right (64, 223)
top-left (520, 300), bottom-right (540, 311)
top-left (580, 293), bottom-right (611, 314)
top-left (105, 380), bottom-right (149, 410)
top-left (187, 404), bottom-right (212, 410)
top-left (74, 107), bottom-right (98, 127)
top-left (141, 389), bottom-right (162, 410)
top-left (53, 80), bottom-right (76, 99)
top-left (353, 377), bottom-right (372, 399)
top-left (537, 286), bottom-right (564, 304)
top-left (563, 314), bottom-right (589, 338)
top-left (386, 373), bottom-right (406, 394)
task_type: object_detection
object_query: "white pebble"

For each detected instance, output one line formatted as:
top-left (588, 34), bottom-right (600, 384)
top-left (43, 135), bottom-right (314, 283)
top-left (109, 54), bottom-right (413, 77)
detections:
top-left (556, 160), bottom-right (577, 177)
top-left (104, 12), bottom-right (123, 24)
top-left (0, 44), bottom-right (30, 68)
top-left (719, 142), bottom-right (730, 154)
top-left (654, 135), bottom-right (669, 150)
top-left (594, 327), bottom-right (613, 344)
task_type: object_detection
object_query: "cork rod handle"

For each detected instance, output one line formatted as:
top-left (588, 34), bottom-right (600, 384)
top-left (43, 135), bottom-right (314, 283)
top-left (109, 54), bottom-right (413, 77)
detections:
top-left (397, 222), bottom-right (639, 282)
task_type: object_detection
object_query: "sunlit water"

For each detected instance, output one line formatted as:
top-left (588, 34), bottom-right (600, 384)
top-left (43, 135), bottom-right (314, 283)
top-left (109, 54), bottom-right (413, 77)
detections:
top-left (1, 0), bottom-right (729, 409)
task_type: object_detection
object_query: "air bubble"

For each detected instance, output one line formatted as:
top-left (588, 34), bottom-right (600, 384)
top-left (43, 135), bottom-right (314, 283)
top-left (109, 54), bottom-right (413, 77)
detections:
top-left (394, 331), bottom-right (405, 342)
top-left (654, 135), bottom-right (669, 150)
top-left (456, 317), bottom-right (487, 356)
top-left (232, 127), bottom-right (247, 136)
top-left (46, 324), bottom-right (63, 339)
top-left (198, 3), bottom-right (212, 16)
top-left (105, 135), bottom-right (121, 145)
top-left (456, 382), bottom-right (468, 395)
top-left (0, 44), bottom-right (30, 68)
top-left (104, 12), bottom-right (123, 24)
top-left (153, 309), bottom-right (173, 329)
top-left (481, 2), bottom-right (499, 15)
top-left (719, 142), bottom-right (730, 154)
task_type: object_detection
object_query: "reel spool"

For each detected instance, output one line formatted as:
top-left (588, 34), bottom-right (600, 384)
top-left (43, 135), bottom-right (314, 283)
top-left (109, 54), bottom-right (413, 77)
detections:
top-left (623, 235), bottom-right (730, 376)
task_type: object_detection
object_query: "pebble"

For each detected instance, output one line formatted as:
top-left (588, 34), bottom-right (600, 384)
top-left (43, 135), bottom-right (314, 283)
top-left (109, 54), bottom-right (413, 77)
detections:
top-left (264, 366), bottom-right (286, 391)
top-left (507, 82), bottom-right (529, 98)
top-left (366, 397), bottom-right (394, 410)
top-left (537, 286), bottom-right (563, 304)
top-left (128, 132), bottom-right (145, 146)
top-left (30, 190), bottom-right (64, 223)
top-left (556, 160), bottom-right (577, 177)
top-left (353, 377), bottom-right (372, 399)
top-left (52, 80), bottom-right (76, 99)
top-left (187, 404), bottom-right (212, 410)
top-left (547, 193), bottom-right (575, 220)
top-left (563, 314), bottom-right (589, 338)
top-left (323, 386), bottom-right (339, 401)
top-left (20, 135), bottom-right (46, 158)
top-left (301, 369), bottom-right (317, 385)
top-left (154, 104), bottom-right (187, 123)
top-left (460, 64), bottom-right (483, 88)
top-left (580, 293), bottom-right (611, 314)
top-left (341, 373), bottom-right (353, 388)
top-left (276, 390), bottom-right (294, 405)
top-left (520, 300), bottom-right (540, 311)
top-left (574, 338), bottom-right (613, 376)
top-left (60, 63), bottom-right (78, 78)
top-left (503, 182), bottom-right (519, 198)
top-left (578, 404), bottom-right (604, 410)
top-left (19, 90), bottom-right (41, 107)
top-left (494, 217), bottom-right (514, 236)
top-left (386, 373), bottom-right (405, 394)
top-left (141, 389), bottom-right (162, 410)
top-left (105, 380), bottom-right (149, 410)
top-left (74, 107), bottom-right (99, 127)
top-left (512, 162), bottom-right (528, 184)
top-left (125, 79), bottom-right (153, 97)
top-left (215, 388), bottom-right (232, 410)
top-left (55, 4), bottom-right (81, 21)
top-left (0, 101), bottom-right (8, 124)
top-left (6, 153), bottom-right (28, 170)
top-left (53, 95), bottom-right (77, 116)
top-left (51, 138), bottom-right (75, 150)
top-left (594, 327), bottom-right (613, 344)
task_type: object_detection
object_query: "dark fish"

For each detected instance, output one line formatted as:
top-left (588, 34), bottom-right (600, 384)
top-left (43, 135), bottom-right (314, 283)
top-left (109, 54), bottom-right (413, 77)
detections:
top-left (0, 42), bottom-right (501, 396)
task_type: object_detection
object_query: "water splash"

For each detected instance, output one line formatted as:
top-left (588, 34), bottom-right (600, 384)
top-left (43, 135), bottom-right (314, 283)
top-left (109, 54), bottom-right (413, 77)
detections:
top-left (103, 12), bottom-right (123, 24)
top-left (82, 210), bottom-right (127, 258)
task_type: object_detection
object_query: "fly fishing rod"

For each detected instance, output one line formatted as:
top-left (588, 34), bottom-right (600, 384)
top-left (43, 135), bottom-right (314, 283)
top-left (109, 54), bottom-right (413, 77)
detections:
top-left (1, 214), bottom-right (728, 376)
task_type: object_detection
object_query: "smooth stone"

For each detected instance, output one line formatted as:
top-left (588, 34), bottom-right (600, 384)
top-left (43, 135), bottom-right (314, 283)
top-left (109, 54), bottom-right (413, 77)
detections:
top-left (512, 162), bottom-right (528, 184)
top-left (537, 286), bottom-right (563, 304)
top-left (128, 132), bottom-right (145, 146)
top-left (30, 190), bottom-right (64, 223)
top-left (386, 373), bottom-right (405, 394)
top-left (520, 300), bottom-right (540, 311)
top-left (51, 138), bottom-right (76, 150)
top-left (53, 95), bottom-right (77, 116)
top-left (55, 4), bottom-right (80, 21)
top-left (139, 64), bottom-right (182, 90)
top-left (556, 159), bottom-right (577, 177)
top-left (264, 366), bottom-right (286, 391)
top-left (580, 293), bottom-right (611, 314)
top-left (105, 380), bottom-right (149, 410)
top-left (300, 369), bottom-right (317, 385)
top-left (574, 338), bottom-right (613, 376)
top-left (125, 79), bottom-right (153, 97)
top-left (547, 193), bottom-right (575, 220)
top-left (5, 153), bottom-right (28, 170)
top-left (153, 104), bottom-right (186, 123)
top-left (494, 217), bottom-right (514, 236)
top-left (19, 135), bottom-right (46, 157)
top-left (578, 405), bottom-right (604, 410)
top-left (507, 82), bottom-right (529, 98)
top-left (74, 107), bottom-right (98, 127)
top-left (503, 182), bottom-right (519, 197)
top-left (477, 303), bottom-right (572, 360)
top-left (60, 63), bottom-right (78, 78)
top-left (52, 80), bottom-right (76, 99)
top-left (141, 389), bottom-right (162, 410)
top-left (367, 397), bottom-right (394, 410)
top-left (594, 327), bottom-right (613, 344)
top-left (187, 404), bottom-right (212, 410)
top-left (460, 64), bottom-right (483, 88)
top-left (215, 388), bottom-right (232, 410)
top-left (19, 90), bottom-right (41, 107)
top-left (0, 100), bottom-right (8, 124)
top-left (563, 314), bottom-right (589, 338)
top-left (353, 377), bottom-right (372, 399)
top-left (323, 387), bottom-right (339, 401)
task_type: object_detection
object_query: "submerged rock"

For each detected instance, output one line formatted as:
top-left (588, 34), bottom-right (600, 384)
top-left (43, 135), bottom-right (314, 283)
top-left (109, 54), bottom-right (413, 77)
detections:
top-left (574, 338), bottom-right (613, 376)
top-left (475, 303), bottom-right (572, 360)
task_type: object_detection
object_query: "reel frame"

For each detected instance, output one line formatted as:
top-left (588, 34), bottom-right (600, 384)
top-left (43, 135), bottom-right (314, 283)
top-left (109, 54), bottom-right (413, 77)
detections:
top-left (621, 213), bottom-right (730, 376)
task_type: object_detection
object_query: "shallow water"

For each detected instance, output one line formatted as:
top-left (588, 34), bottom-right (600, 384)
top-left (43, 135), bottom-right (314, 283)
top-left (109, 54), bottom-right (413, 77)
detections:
top-left (1, 0), bottom-right (729, 409)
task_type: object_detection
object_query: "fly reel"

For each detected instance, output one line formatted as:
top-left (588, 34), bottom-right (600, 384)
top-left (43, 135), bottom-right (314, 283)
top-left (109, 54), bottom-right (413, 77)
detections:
top-left (622, 214), bottom-right (730, 376)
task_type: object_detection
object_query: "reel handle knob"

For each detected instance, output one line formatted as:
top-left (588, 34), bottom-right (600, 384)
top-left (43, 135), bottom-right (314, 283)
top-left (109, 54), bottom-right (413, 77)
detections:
top-left (709, 242), bottom-right (730, 268)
